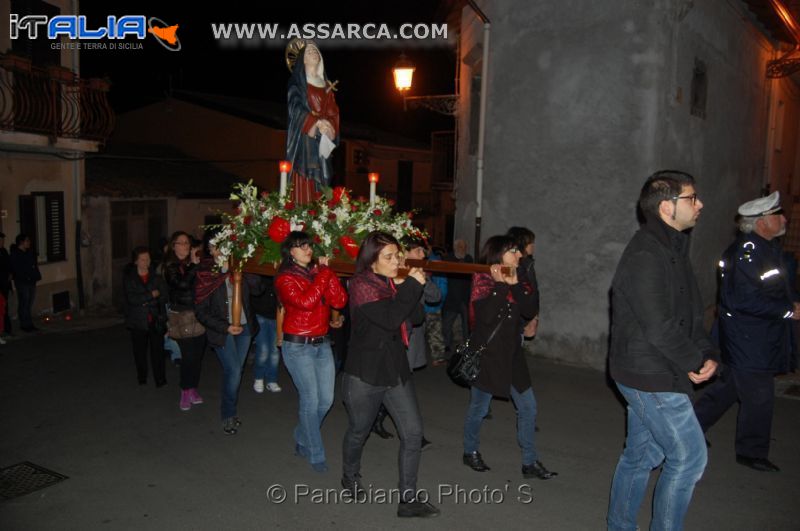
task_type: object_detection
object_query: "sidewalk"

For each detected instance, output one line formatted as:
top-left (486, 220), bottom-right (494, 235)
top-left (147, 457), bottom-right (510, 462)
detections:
top-left (0, 325), bottom-right (798, 530)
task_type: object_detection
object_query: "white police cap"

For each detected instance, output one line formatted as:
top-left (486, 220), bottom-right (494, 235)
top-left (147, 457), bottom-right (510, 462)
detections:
top-left (738, 191), bottom-right (782, 217)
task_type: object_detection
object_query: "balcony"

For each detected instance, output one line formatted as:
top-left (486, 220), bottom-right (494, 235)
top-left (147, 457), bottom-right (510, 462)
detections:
top-left (0, 53), bottom-right (114, 144)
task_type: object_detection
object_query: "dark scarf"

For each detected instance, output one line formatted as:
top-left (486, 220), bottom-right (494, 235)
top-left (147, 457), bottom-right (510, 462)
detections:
top-left (194, 258), bottom-right (228, 305)
top-left (349, 269), bottom-right (409, 346)
top-left (469, 271), bottom-right (518, 330)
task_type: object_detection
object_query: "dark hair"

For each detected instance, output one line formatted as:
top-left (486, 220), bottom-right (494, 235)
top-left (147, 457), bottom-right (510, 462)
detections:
top-left (401, 236), bottom-right (426, 252)
top-left (280, 231), bottom-right (313, 265)
top-left (355, 231), bottom-right (400, 274)
top-left (638, 170), bottom-right (696, 216)
top-left (163, 231), bottom-right (192, 266)
top-left (15, 233), bottom-right (30, 246)
top-left (479, 235), bottom-right (517, 265)
top-left (506, 226), bottom-right (535, 253)
top-left (131, 246), bottom-right (150, 263)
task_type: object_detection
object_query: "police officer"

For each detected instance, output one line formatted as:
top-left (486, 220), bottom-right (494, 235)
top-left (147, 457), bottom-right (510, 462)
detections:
top-left (694, 191), bottom-right (798, 472)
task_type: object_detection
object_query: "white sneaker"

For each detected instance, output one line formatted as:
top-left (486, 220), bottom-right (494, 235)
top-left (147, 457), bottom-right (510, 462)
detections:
top-left (0, 336), bottom-right (6, 345)
top-left (253, 379), bottom-right (265, 393)
top-left (266, 382), bottom-right (282, 393)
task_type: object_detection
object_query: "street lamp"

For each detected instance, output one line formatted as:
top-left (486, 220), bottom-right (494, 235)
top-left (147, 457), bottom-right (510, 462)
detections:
top-left (392, 53), bottom-right (457, 115)
top-left (392, 54), bottom-right (415, 92)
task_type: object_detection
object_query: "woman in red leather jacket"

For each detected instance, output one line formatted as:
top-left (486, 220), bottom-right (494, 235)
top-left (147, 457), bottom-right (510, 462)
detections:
top-left (275, 231), bottom-right (347, 472)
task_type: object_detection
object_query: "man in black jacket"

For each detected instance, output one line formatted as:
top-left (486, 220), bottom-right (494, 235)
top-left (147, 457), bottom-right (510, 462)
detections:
top-left (9, 234), bottom-right (41, 332)
top-left (607, 171), bottom-right (719, 531)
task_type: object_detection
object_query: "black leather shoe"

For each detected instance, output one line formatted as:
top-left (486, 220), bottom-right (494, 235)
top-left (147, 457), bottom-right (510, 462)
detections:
top-left (372, 421), bottom-right (394, 439)
top-left (522, 460), bottom-right (557, 479)
top-left (397, 500), bottom-right (440, 518)
top-left (341, 474), bottom-right (366, 499)
top-left (463, 451), bottom-right (490, 472)
top-left (736, 455), bottom-right (780, 472)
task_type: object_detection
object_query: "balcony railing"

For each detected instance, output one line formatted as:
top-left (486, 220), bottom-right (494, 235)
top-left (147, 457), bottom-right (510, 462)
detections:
top-left (0, 53), bottom-right (114, 143)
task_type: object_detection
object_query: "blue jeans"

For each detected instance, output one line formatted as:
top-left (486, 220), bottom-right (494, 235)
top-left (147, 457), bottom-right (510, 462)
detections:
top-left (608, 382), bottom-right (708, 531)
top-left (281, 340), bottom-right (335, 465)
top-left (164, 335), bottom-right (182, 363)
top-left (213, 324), bottom-right (252, 420)
top-left (253, 315), bottom-right (279, 383)
top-left (463, 385), bottom-right (538, 465)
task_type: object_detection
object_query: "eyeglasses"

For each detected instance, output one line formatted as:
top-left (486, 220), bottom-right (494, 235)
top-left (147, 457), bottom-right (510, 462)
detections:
top-left (292, 243), bottom-right (312, 250)
top-left (673, 193), bottom-right (699, 205)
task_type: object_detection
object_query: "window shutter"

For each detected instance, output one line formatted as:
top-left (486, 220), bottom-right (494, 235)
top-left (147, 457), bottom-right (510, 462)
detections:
top-left (44, 192), bottom-right (65, 262)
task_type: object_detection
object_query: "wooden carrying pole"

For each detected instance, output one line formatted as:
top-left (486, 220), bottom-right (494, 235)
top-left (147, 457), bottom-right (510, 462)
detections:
top-left (229, 255), bottom-right (509, 327)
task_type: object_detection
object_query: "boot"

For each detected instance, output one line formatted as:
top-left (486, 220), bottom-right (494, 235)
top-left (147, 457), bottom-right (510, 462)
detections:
top-left (371, 405), bottom-right (394, 439)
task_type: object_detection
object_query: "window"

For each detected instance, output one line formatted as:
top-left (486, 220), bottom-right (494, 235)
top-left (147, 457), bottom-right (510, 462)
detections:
top-left (18, 191), bottom-right (66, 263)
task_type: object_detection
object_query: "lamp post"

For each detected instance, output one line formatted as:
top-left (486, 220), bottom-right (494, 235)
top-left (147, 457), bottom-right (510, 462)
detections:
top-left (368, 172), bottom-right (380, 207)
top-left (279, 160), bottom-right (292, 198)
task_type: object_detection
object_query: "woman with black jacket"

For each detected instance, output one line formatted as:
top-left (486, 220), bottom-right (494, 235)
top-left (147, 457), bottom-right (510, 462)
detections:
top-left (340, 231), bottom-right (439, 519)
top-left (123, 246), bottom-right (168, 387)
top-left (194, 244), bottom-right (259, 435)
top-left (461, 235), bottom-right (556, 480)
top-left (163, 231), bottom-right (205, 411)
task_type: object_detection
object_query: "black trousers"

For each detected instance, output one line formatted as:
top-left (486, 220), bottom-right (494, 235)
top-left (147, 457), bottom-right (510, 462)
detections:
top-left (693, 365), bottom-right (775, 459)
top-left (177, 335), bottom-right (206, 390)
top-left (341, 374), bottom-right (423, 502)
top-left (130, 326), bottom-right (166, 386)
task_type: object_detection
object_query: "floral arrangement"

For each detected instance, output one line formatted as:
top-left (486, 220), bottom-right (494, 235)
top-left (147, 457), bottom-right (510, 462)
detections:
top-left (207, 181), bottom-right (425, 270)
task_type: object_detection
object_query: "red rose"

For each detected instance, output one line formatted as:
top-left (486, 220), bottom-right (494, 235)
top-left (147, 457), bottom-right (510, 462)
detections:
top-left (328, 213), bottom-right (337, 221)
top-left (314, 235), bottom-right (322, 244)
top-left (284, 201), bottom-right (295, 211)
top-left (327, 199), bottom-right (337, 209)
top-left (373, 209), bottom-right (382, 216)
top-left (407, 212), bottom-right (414, 219)
top-left (350, 204), bottom-right (359, 212)
top-left (308, 209), bottom-right (317, 217)
top-left (388, 199), bottom-right (396, 206)
top-left (267, 216), bottom-right (291, 243)
top-left (347, 226), bottom-right (355, 234)
top-left (260, 191), bottom-right (269, 198)
top-left (230, 234), bottom-right (238, 242)
top-left (235, 207), bottom-right (242, 215)
top-left (259, 206), bottom-right (267, 213)
top-left (333, 248), bottom-right (341, 255)
top-left (332, 186), bottom-right (349, 204)
top-left (339, 236), bottom-right (359, 259)
top-left (243, 215), bottom-right (252, 225)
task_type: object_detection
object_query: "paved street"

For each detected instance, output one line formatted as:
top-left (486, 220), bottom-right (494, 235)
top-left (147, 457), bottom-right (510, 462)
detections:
top-left (1, 324), bottom-right (798, 530)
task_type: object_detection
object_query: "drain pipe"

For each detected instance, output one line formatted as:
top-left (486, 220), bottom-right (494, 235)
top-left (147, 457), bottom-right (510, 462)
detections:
top-left (72, 0), bottom-right (85, 310)
top-left (467, 0), bottom-right (490, 257)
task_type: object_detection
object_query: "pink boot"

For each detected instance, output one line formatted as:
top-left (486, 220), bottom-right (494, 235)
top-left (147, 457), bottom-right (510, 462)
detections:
top-left (188, 388), bottom-right (204, 405)
top-left (179, 389), bottom-right (192, 411)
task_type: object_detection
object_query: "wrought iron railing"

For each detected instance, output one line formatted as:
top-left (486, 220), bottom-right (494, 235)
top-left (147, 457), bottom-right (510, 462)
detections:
top-left (0, 53), bottom-right (114, 143)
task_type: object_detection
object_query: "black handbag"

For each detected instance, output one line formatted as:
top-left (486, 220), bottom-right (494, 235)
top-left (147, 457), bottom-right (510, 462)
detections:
top-left (447, 309), bottom-right (506, 387)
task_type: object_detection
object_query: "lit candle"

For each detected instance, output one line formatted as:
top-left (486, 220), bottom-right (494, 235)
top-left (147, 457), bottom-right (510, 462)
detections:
top-left (279, 160), bottom-right (292, 198)
top-left (368, 172), bottom-right (379, 207)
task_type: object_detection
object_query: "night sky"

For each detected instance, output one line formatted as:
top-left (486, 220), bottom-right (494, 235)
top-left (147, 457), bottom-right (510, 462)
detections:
top-left (78, 0), bottom-right (457, 142)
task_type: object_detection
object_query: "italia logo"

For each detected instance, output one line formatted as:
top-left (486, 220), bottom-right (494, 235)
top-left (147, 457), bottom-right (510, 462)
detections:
top-left (9, 14), bottom-right (181, 51)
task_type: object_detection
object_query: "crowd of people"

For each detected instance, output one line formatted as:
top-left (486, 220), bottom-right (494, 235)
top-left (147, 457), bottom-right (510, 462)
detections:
top-left (110, 223), bottom-right (550, 518)
top-left (5, 171), bottom-right (791, 524)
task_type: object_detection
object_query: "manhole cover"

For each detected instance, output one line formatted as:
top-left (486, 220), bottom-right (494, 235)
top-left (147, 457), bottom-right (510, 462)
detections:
top-left (0, 462), bottom-right (68, 500)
